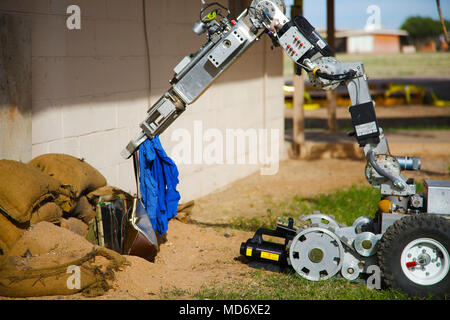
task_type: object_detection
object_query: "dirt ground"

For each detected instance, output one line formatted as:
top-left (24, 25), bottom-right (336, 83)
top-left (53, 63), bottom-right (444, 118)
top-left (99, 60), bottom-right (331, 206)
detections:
top-left (10, 152), bottom-right (449, 300)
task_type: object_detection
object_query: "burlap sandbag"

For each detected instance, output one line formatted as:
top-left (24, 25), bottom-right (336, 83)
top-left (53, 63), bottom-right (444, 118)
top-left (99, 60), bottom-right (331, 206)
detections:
top-left (0, 213), bottom-right (26, 256)
top-left (0, 222), bottom-right (127, 298)
top-left (70, 196), bottom-right (96, 224)
top-left (86, 186), bottom-right (133, 206)
top-left (29, 154), bottom-right (106, 198)
top-left (0, 160), bottom-right (74, 224)
top-left (60, 217), bottom-right (89, 237)
top-left (30, 202), bottom-right (63, 225)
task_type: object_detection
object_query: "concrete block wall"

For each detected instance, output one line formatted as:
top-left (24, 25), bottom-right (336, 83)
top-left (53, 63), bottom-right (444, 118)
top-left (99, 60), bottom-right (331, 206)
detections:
top-left (1, 0), bottom-right (285, 202)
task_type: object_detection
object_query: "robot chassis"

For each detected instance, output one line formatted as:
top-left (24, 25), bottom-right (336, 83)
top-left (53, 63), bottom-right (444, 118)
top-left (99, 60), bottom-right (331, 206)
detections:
top-left (121, 1), bottom-right (450, 298)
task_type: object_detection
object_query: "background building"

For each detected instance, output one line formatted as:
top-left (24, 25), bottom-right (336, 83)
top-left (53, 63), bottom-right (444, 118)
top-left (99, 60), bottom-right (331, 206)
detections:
top-left (318, 29), bottom-right (409, 54)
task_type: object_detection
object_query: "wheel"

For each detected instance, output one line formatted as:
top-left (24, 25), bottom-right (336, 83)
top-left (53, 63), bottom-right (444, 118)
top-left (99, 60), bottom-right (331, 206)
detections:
top-left (300, 213), bottom-right (340, 230)
top-left (289, 227), bottom-right (344, 281)
top-left (377, 214), bottom-right (450, 298)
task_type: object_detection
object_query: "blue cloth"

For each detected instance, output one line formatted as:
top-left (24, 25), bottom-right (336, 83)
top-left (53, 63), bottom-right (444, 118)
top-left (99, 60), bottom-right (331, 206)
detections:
top-left (138, 136), bottom-right (181, 235)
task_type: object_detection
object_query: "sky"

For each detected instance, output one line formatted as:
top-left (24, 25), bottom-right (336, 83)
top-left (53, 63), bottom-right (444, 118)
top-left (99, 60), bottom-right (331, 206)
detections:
top-left (284, 0), bottom-right (450, 30)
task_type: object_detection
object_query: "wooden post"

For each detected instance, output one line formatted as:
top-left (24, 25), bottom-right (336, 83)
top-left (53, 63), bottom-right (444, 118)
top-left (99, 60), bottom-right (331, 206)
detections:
top-left (436, 0), bottom-right (449, 44)
top-left (291, 0), bottom-right (305, 157)
top-left (326, 0), bottom-right (338, 132)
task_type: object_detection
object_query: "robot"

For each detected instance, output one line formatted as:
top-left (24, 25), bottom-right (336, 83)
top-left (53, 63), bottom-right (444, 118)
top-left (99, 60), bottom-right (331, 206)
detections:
top-left (121, 1), bottom-right (450, 298)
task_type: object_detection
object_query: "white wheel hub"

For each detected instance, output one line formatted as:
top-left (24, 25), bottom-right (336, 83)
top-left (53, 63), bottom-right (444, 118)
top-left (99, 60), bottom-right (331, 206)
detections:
top-left (401, 238), bottom-right (449, 286)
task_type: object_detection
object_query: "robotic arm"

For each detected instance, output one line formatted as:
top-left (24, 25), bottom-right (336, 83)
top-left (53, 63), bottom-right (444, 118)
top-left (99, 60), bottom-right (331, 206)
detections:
top-left (122, 0), bottom-right (419, 201)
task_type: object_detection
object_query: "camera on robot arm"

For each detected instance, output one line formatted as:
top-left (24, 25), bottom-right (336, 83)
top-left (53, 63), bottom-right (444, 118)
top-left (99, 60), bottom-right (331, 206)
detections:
top-left (192, 2), bottom-right (233, 41)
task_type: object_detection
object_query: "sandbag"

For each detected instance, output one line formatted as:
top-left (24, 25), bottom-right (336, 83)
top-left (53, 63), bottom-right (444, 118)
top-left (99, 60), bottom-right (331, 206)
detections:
top-left (0, 213), bottom-right (26, 256)
top-left (71, 196), bottom-right (96, 224)
top-left (0, 222), bottom-right (127, 298)
top-left (29, 154), bottom-right (106, 198)
top-left (0, 160), bottom-right (74, 223)
top-left (30, 202), bottom-right (63, 225)
top-left (60, 217), bottom-right (89, 237)
top-left (86, 186), bottom-right (133, 207)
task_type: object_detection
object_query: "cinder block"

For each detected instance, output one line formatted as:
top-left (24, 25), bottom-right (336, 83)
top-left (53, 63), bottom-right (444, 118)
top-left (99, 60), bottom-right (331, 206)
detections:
top-left (48, 137), bottom-right (80, 157)
top-left (79, 128), bottom-right (130, 170)
top-left (61, 95), bottom-right (116, 138)
top-left (32, 99), bottom-right (63, 144)
top-left (116, 91), bottom-right (149, 129)
top-left (149, 55), bottom-right (180, 89)
top-left (31, 142), bottom-right (49, 158)
top-left (0, 0), bottom-right (50, 14)
top-left (66, 18), bottom-right (96, 57)
top-left (105, 0), bottom-right (140, 21)
top-left (100, 57), bottom-right (148, 94)
top-left (32, 57), bottom-right (103, 100)
top-left (95, 20), bottom-right (145, 57)
top-left (32, 57), bottom-right (69, 101)
top-left (32, 15), bottom-right (67, 57)
top-left (98, 165), bottom-right (118, 187)
top-left (118, 161), bottom-right (137, 195)
top-left (177, 162), bottom-right (259, 202)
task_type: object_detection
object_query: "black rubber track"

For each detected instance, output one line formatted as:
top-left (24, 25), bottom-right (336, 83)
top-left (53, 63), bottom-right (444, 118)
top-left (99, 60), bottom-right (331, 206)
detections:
top-left (377, 214), bottom-right (450, 299)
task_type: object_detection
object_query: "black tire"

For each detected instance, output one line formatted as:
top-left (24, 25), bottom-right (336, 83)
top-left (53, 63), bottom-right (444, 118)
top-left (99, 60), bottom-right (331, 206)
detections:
top-left (377, 214), bottom-right (450, 299)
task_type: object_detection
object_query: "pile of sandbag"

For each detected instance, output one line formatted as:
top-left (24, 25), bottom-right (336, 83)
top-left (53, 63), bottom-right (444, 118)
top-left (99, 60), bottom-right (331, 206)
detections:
top-left (0, 221), bottom-right (127, 297)
top-left (0, 154), bottom-right (132, 297)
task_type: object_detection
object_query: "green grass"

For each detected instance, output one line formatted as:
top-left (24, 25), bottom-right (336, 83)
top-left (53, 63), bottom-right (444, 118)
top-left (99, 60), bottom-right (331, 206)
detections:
top-left (161, 269), bottom-right (410, 300)
top-left (284, 52), bottom-right (450, 78)
top-left (229, 184), bottom-right (382, 231)
top-left (193, 270), bottom-right (409, 300)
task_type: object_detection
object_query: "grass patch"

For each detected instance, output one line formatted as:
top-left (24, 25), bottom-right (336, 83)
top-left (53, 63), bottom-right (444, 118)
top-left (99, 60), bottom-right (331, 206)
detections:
top-left (229, 184), bottom-right (381, 231)
top-left (192, 270), bottom-right (409, 300)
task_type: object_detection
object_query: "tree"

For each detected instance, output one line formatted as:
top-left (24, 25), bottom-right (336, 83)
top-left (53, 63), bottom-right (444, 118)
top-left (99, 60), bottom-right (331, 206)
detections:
top-left (400, 16), bottom-right (450, 40)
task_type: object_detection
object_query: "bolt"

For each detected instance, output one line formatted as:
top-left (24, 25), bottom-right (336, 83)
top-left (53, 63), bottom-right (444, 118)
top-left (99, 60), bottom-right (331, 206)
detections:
top-left (422, 249), bottom-right (426, 254)
top-left (408, 253), bottom-right (412, 258)
top-left (347, 268), bottom-right (354, 274)
top-left (437, 263), bottom-right (441, 267)
top-left (426, 272), bottom-right (429, 276)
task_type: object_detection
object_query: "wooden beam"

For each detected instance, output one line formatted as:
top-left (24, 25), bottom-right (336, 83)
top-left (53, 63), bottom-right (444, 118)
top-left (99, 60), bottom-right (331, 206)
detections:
top-left (436, 0), bottom-right (449, 44)
top-left (326, 0), bottom-right (337, 132)
top-left (291, 0), bottom-right (305, 156)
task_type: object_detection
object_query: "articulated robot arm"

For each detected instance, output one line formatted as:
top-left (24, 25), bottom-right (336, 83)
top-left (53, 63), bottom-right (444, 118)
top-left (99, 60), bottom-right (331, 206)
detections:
top-left (122, 0), bottom-right (420, 201)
